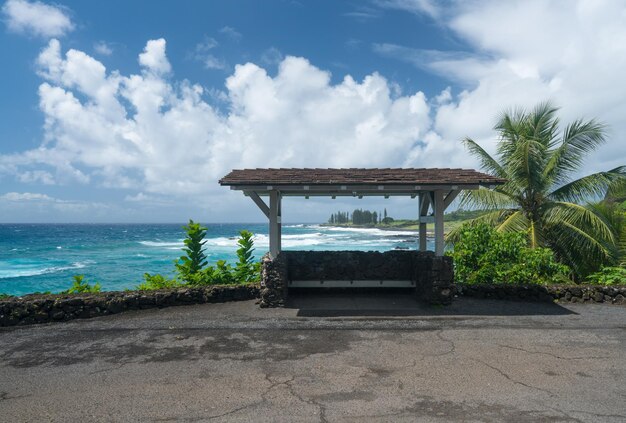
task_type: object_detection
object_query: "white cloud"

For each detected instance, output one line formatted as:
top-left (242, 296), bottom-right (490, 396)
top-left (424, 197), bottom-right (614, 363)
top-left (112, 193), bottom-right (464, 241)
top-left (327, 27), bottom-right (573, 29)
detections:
top-left (0, 192), bottom-right (54, 201)
top-left (374, 0), bottom-right (440, 19)
top-left (4, 0), bottom-right (626, 221)
top-left (1, 0), bottom-right (73, 38)
top-left (0, 191), bottom-right (132, 222)
top-left (192, 37), bottom-right (228, 70)
top-left (219, 26), bottom-right (242, 41)
top-left (138, 38), bottom-right (171, 75)
top-left (260, 47), bottom-right (283, 66)
top-left (0, 39), bottom-right (432, 206)
top-left (203, 54), bottom-right (228, 70)
top-left (377, 0), bottom-right (626, 172)
top-left (94, 41), bottom-right (113, 56)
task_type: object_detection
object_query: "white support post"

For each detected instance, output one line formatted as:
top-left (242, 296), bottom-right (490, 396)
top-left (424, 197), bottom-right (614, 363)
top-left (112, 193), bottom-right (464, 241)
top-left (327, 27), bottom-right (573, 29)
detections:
top-left (418, 193), bottom-right (428, 251)
top-left (269, 190), bottom-right (281, 259)
top-left (434, 190), bottom-right (445, 256)
top-left (277, 192), bottom-right (282, 253)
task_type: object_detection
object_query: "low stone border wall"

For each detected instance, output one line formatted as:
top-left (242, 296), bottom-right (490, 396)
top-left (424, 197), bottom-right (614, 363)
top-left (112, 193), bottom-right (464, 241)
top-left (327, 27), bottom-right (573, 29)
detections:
top-left (456, 284), bottom-right (626, 304)
top-left (0, 284), bottom-right (260, 327)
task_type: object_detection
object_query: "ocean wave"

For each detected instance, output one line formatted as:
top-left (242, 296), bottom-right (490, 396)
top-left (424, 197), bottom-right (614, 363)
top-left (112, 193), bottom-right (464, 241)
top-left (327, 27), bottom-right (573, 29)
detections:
top-left (139, 240), bottom-right (184, 248)
top-left (0, 260), bottom-right (92, 279)
top-left (322, 226), bottom-right (417, 237)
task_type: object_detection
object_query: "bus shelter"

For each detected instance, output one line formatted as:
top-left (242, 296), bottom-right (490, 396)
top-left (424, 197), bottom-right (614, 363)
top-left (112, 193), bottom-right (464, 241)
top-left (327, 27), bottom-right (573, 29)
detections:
top-left (220, 168), bottom-right (504, 257)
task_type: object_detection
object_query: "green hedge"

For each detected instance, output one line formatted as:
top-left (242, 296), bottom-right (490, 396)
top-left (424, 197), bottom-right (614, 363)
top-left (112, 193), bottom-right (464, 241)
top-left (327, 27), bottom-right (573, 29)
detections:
top-left (447, 223), bottom-right (570, 285)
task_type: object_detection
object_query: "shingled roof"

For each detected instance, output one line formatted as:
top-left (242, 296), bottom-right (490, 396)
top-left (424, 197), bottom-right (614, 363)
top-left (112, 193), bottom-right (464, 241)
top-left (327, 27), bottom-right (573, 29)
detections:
top-left (219, 168), bottom-right (505, 186)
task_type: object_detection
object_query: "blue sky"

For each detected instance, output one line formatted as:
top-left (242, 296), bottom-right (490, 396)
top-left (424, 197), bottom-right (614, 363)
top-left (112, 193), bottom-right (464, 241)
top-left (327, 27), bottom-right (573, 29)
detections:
top-left (0, 0), bottom-right (625, 223)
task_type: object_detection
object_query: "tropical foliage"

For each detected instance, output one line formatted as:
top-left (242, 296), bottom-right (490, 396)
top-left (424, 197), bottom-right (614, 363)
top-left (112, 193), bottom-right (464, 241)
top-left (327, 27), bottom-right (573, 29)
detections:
top-left (450, 102), bottom-right (626, 278)
top-left (137, 224), bottom-right (261, 290)
top-left (62, 275), bottom-right (101, 294)
top-left (176, 219), bottom-right (208, 282)
top-left (137, 273), bottom-right (180, 290)
top-left (586, 266), bottom-right (626, 285)
top-left (234, 230), bottom-right (261, 283)
top-left (449, 223), bottom-right (570, 285)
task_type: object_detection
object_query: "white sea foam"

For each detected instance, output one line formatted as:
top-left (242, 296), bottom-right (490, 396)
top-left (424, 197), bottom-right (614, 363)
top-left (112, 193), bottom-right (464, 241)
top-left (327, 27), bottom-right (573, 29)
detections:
top-left (0, 261), bottom-right (91, 279)
top-left (323, 226), bottom-right (416, 237)
top-left (139, 240), bottom-right (184, 248)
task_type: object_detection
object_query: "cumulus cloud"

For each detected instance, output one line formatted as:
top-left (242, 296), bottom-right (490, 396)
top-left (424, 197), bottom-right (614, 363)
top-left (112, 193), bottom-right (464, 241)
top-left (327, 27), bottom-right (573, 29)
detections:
top-left (1, 0), bottom-right (73, 38)
top-left (377, 0), bottom-right (626, 172)
top-left (94, 41), bottom-right (113, 56)
top-left (0, 38), bottom-right (432, 204)
top-left (3, 0), bottom-right (625, 221)
top-left (138, 38), bottom-right (171, 74)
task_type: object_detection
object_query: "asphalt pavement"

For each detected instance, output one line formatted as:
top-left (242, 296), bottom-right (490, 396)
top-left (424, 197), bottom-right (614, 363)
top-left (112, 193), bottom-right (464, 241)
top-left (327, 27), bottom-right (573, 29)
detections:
top-left (1, 291), bottom-right (625, 422)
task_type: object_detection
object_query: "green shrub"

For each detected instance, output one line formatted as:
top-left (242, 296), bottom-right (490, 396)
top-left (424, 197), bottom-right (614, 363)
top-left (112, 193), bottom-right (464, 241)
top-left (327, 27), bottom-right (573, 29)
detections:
top-left (137, 273), bottom-right (181, 290)
top-left (62, 275), bottom-right (102, 294)
top-left (0, 293), bottom-right (12, 300)
top-left (141, 223), bottom-right (262, 289)
top-left (585, 267), bottom-right (626, 285)
top-left (176, 219), bottom-right (208, 283)
top-left (448, 223), bottom-right (570, 285)
top-left (235, 230), bottom-right (261, 283)
top-left (188, 260), bottom-right (235, 286)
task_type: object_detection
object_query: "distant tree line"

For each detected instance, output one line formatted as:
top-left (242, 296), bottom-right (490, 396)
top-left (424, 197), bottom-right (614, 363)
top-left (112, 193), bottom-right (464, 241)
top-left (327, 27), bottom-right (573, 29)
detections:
top-left (328, 208), bottom-right (393, 225)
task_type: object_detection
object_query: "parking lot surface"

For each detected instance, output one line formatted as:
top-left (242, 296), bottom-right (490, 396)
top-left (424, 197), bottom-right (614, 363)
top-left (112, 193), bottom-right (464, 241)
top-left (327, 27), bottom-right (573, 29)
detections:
top-left (1, 292), bottom-right (625, 422)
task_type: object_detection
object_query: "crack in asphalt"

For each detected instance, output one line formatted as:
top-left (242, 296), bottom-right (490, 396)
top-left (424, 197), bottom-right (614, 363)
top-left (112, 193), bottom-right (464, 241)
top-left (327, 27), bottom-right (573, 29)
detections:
top-left (0, 391), bottom-right (31, 401)
top-left (422, 329), bottom-right (456, 357)
top-left (471, 358), bottom-right (555, 397)
top-left (284, 377), bottom-right (328, 423)
top-left (496, 343), bottom-right (611, 360)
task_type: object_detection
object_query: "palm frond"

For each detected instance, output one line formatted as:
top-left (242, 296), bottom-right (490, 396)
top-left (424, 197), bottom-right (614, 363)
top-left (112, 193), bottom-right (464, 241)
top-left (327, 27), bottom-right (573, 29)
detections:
top-left (504, 137), bottom-right (547, 193)
top-left (544, 119), bottom-right (607, 186)
top-left (463, 138), bottom-right (507, 179)
top-left (458, 187), bottom-right (519, 211)
top-left (529, 101), bottom-right (560, 147)
top-left (545, 201), bottom-right (616, 246)
top-left (549, 167), bottom-right (626, 203)
top-left (495, 210), bottom-right (528, 233)
top-left (546, 221), bottom-right (616, 276)
top-left (605, 177), bottom-right (626, 202)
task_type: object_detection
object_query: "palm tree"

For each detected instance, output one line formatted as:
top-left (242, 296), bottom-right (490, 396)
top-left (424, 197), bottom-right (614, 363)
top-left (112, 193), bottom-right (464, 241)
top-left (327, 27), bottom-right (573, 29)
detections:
top-left (450, 102), bottom-right (625, 278)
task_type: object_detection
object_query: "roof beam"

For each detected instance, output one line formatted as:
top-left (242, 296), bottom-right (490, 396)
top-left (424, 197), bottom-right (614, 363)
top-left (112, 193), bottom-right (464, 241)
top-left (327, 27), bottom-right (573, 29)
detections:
top-left (245, 191), bottom-right (270, 218)
top-left (444, 190), bottom-right (461, 210)
top-left (231, 184), bottom-right (480, 194)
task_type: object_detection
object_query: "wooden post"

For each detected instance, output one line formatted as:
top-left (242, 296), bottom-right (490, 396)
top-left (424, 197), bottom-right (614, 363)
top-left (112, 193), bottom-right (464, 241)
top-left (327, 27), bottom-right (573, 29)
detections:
top-left (277, 192), bottom-right (282, 253)
top-left (269, 190), bottom-right (281, 259)
top-left (418, 193), bottom-right (427, 251)
top-left (434, 190), bottom-right (444, 256)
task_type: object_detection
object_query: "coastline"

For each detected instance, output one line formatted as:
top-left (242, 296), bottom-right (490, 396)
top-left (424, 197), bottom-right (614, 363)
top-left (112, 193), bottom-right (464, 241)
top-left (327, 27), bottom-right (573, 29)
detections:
top-left (320, 222), bottom-right (442, 235)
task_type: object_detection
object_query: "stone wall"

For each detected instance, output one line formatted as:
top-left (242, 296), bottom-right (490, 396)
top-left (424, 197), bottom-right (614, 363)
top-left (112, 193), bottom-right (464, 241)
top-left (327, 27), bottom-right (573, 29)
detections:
top-left (286, 250), bottom-right (415, 280)
top-left (0, 284), bottom-right (260, 327)
top-left (260, 250), bottom-right (455, 307)
top-left (259, 253), bottom-right (289, 308)
top-left (457, 284), bottom-right (626, 304)
top-left (414, 254), bottom-right (455, 305)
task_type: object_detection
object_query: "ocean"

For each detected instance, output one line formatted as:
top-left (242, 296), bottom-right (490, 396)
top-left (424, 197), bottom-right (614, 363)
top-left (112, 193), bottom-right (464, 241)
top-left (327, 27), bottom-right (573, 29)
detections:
top-left (0, 223), bottom-right (432, 296)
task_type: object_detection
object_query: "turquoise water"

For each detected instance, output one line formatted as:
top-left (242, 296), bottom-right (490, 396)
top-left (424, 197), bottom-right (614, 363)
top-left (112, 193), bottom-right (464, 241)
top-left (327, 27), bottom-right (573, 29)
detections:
top-left (0, 223), bottom-right (432, 295)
